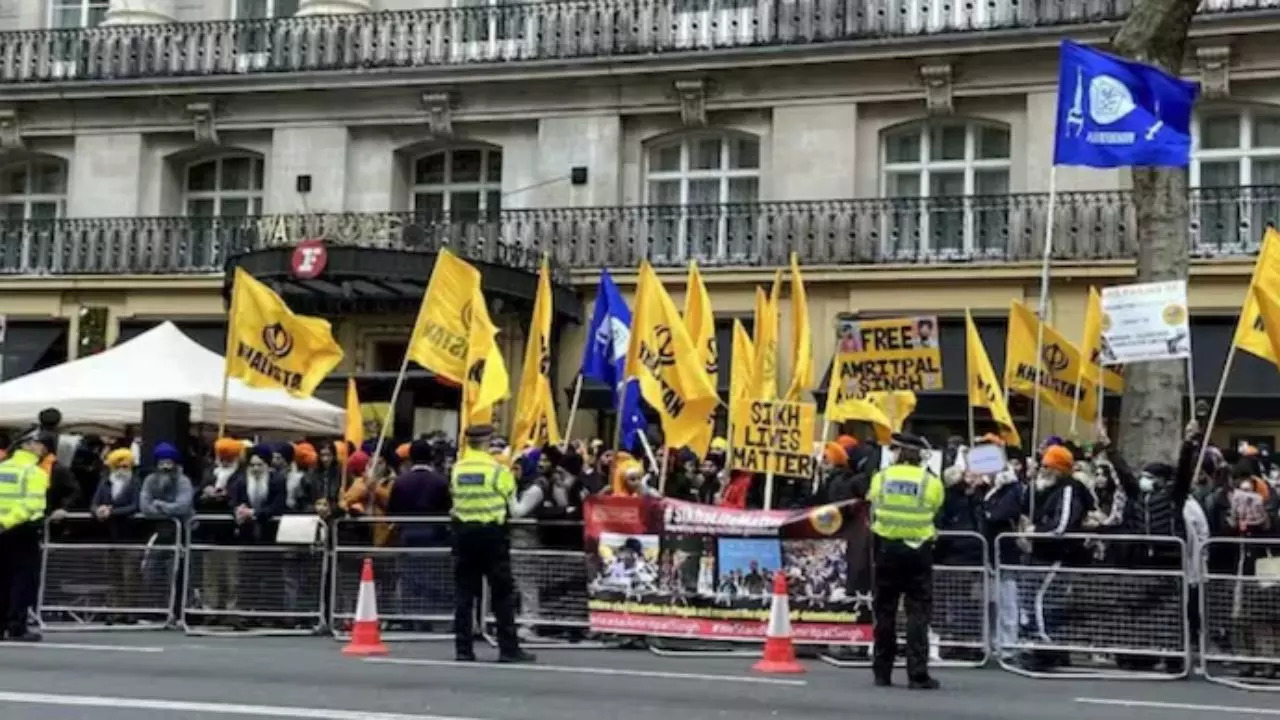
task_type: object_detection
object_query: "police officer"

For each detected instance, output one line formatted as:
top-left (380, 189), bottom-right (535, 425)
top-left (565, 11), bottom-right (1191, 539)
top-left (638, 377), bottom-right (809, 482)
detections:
top-left (868, 432), bottom-right (944, 689)
top-left (449, 424), bottom-right (541, 663)
top-left (0, 430), bottom-right (55, 642)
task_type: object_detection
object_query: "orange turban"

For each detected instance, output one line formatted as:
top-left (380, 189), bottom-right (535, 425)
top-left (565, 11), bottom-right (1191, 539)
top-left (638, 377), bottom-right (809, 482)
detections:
top-left (1042, 445), bottom-right (1075, 474)
top-left (836, 435), bottom-right (858, 453)
top-left (823, 442), bottom-right (848, 467)
top-left (213, 437), bottom-right (242, 461)
top-left (395, 443), bottom-right (411, 460)
top-left (294, 442), bottom-right (317, 469)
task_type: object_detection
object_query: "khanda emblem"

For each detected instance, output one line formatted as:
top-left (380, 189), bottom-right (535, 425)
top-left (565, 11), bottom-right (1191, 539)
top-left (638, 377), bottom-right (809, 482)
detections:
top-left (705, 337), bottom-right (719, 376)
top-left (261, 323), bottom-right (294, 359)
top-left (1042, 343), bottom-right (1070, 373)
top-left (460, 300), bottom-right (474, 330)
top-left (653, 325), bottom-right (677, 368)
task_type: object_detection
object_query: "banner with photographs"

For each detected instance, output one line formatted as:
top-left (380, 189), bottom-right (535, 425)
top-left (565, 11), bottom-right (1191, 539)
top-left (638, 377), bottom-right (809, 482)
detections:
top-left (583, 495), bottom-right (873, 643)
top-left (833, 315), bottom-right (944, 394)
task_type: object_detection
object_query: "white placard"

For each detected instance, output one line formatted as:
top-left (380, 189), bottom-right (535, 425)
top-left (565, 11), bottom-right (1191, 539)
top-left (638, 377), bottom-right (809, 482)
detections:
top-left (880, 445), bottom-right (943, 477)
top-left (1099, 280), bottom-right (1191, 365)
top-left (967, 443), bottom-right (1007, 475)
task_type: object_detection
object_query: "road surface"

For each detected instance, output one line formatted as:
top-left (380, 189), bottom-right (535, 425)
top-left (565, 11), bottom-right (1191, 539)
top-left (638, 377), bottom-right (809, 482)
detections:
top-left (0, 632), bottom-right (1271, 719)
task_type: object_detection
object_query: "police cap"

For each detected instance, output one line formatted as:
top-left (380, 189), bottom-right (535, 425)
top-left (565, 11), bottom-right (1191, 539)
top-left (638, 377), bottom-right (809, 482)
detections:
top-left (464, 424), bottom-right (496, 442)
top-left (890, 432), bottom-right (931, 451)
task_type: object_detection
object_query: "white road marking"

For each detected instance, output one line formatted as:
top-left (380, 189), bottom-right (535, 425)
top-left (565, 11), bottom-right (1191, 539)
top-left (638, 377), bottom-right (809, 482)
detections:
top-left (0, 690), bottom-right (490, 720)
top-left (1075, 697), bottom-right (1280, 716)
top-left (365, 657), bottom-right (808, 686)
top-left (0, 641), bottom-right (164, 653)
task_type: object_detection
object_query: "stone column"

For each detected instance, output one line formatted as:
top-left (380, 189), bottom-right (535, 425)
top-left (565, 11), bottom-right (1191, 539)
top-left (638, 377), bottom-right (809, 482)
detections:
top-left (101, 0), bottom-right (175, 25)
top-left (296, 0), bottom-right (373, 16)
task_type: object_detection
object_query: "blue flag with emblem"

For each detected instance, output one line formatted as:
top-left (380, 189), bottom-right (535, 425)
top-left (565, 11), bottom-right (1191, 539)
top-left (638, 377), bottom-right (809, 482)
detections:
top-left (1053, 39), bottom-right (1198, 169)
top-left (580, 270), bottom-right (647, 450)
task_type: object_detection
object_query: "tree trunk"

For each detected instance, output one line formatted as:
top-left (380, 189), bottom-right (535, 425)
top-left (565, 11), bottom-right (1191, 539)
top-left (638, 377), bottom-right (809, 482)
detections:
top-left (1110, 0), bottom-right (1201, 465)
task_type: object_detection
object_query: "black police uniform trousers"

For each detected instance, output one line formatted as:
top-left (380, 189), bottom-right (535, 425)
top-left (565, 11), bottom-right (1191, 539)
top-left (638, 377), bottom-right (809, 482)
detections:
top-left (872, 535), bottom-right (934, 681)
top-left (452, 521), bottom-right (519, 656)
top-left (0, 522), bottom-right (41, 637)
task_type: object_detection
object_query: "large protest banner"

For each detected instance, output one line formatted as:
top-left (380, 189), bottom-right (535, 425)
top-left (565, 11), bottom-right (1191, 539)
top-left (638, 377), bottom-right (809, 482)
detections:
top-left (583, 496), bottom-right (873, 643)
top-left (729, 399), bottom-right (817, 477)
top-left (831, 316), bottom-right (943, 394)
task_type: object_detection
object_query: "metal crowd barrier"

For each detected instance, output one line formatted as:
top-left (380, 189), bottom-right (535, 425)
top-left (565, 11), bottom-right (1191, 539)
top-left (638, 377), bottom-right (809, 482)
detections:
top-left (182, 514), bottom-right (328, 637)
top-left (482, 517), bottom-right (606, 650)
top-left (994, 532), bottom-right (1190, 680)
top-left (37, 513), bottom-right (182, 632)
top-left (818, 530), bottom-right (990, 669)
top-left (330, 516), bottom-right (456, 642)
top-left (1200, 537), bottom-right (1280, 692)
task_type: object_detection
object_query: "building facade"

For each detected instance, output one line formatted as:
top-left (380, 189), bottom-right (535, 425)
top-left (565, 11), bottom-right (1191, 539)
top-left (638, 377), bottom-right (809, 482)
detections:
top-left (0, 0), bottom-right (1276, 444)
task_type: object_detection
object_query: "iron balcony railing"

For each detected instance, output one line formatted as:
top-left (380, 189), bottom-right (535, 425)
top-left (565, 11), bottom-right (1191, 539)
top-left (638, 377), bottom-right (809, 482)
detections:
top-left (0, 0), bottom-right (1270, 84)
top-left (0, 186), bottom-right (1271, 277)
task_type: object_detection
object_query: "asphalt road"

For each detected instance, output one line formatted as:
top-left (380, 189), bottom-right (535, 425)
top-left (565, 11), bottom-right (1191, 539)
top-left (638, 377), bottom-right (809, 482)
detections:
top-left (0, 632), bottom-right (1272, 720)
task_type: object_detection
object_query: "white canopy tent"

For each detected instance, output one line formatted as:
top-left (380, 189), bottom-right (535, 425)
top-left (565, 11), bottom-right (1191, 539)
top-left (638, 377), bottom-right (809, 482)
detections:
top-left (0, 321), bottom-right (344, 434)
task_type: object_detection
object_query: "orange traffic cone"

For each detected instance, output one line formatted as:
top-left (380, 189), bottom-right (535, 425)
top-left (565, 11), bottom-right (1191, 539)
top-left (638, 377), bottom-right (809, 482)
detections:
top-left (342, 558), bottom-right (388, 657)
top-left (752, 571), bottom-right (805, 674)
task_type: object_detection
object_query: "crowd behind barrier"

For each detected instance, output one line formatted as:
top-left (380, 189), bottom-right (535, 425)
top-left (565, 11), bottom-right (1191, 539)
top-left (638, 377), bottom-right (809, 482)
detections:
top-left (32, 513), bottom-right (1280, 690)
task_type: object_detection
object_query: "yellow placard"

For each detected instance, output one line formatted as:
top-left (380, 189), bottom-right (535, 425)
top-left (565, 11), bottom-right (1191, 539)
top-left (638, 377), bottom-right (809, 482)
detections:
top-left (832, 315), bottom-right (943, 395)
top-left (730, 399), bottom-right (816, 477)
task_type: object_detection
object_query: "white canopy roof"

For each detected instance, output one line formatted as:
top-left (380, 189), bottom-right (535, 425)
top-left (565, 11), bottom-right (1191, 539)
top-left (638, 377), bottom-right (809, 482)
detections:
top-left (0, 321), bottom-right (344, 435)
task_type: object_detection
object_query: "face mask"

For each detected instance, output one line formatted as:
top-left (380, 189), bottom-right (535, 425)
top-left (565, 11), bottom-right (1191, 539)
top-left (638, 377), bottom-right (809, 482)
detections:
top-left (1138, 476), bottom-right (1156, 493)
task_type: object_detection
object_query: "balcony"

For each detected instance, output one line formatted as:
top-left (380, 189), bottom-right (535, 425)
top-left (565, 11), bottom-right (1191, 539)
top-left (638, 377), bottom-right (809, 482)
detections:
top-left (0, 186), bottom-right (1271, 277)
top-left (0, 0), bottom-right (1270, 85)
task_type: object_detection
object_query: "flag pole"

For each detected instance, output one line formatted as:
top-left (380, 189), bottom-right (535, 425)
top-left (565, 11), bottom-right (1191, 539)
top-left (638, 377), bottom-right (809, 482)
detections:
top-left (218, 272), bottom-right (242, 439)
top-left (1030, 165), bottom-right (1059, 520)
top-left (369, 348), bottom-right (413, 481)
top-left (1185, 350), bottom-right (1197, 427)
top-left (1195, 343), bottom-right (1237, 477)
top-left (966, 309), bottom-right (976, 444)
top-left (561, 373), bottom-right (583, 450)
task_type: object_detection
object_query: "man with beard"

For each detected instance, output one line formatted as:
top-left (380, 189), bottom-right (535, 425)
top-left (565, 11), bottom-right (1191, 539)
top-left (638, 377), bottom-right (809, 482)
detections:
top-left (139, 443), bottom-right (195, 524)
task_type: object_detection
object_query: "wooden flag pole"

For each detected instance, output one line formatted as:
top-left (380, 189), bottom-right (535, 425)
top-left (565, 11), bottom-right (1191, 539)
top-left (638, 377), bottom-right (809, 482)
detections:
top-left (368, 348), bottom-right (413, 481)
top-left (217, 272), bottom-right (242, 439)
top-left (561, 374), bottom-right (583, 450)
top-left (1196, 342), bottom-right (1238, 479)
top-left (1029, 165), bottom-right (1060, 522)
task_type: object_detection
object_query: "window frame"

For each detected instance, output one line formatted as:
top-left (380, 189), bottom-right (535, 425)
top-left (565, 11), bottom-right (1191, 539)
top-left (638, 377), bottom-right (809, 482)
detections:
top-left (1189, 107), bottom-right (1280, 254)
top-left (47, 0), bottom-right (109, 29)
top-left (643, 130), bottom-right (761, 206)
top-left (878, 118), bottom-right (1013, 259)
top-left (230, 0), bottom-right (300, 19)
top-left (182, 155), bottom-right (266, 219)
top-left (409, 146), bottom-right (504, 219)
top-left (0, 158), bottom-right (68, 222)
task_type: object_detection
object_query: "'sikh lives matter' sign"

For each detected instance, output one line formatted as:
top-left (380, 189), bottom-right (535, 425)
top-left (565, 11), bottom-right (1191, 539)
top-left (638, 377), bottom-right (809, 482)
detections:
top-left (730, 400), bottom-right (817, 477)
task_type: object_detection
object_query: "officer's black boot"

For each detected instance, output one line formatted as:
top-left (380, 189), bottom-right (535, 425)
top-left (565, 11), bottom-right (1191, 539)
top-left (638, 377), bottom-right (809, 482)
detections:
top-left (908, 676), bottom-right (940, 690)
top-left (498, 649), bottom-right (537, 664)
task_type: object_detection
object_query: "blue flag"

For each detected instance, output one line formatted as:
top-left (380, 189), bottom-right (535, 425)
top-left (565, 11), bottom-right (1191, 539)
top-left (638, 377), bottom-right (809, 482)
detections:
top-left (1053, 40), bottom-right (1198, 169)
top-left (580, 270), bottom-right (647, 450)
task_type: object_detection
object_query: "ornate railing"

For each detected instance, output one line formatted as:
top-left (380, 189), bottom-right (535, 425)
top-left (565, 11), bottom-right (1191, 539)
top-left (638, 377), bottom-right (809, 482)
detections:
top-left (0, 0), bottom-right (1269, 84)
top-left (0, 186), bottom-right (1272, 277)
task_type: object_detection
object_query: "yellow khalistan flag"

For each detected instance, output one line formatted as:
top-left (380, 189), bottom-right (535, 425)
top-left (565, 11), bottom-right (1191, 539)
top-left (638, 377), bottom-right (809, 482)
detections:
top-left (784, 254), bottom-right (813, 402)
top-left (1079, 286), bottom-right (1125, 392)
top-left (824, 355), bottom-right (894, 443)
top-left (344, 377), bottom-right (364, 448)
top-left (965, 310), bottom-right (1020, 447)
top-left (1004, 300), bottom-right (1100, 424)
top-left (683, 260), bottom-right (717, 458)
top-left (866, 391), bottom-right (915, 432)
top-left (1233, 227), bottom-right (1280, 365)
top-left (1251, 281), bottom-right (1280, 364)
top-left (225, 267), bottom-right (343, 397)
top-left (462, 283), bottom-right (509, 433)
top-left (753, 272), bottom-right (782, 399)
top-left (729, 319), bottom-right (755, 426)
top-left (624, 261), bottom-right (720, 451)
top-left (406, 249), bottom-right (482, 384)
top-left (512, 258), bottom-right (560, 448)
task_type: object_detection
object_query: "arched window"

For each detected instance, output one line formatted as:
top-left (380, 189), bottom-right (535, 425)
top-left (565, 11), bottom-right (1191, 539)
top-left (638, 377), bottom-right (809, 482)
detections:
top-left (184, 155), bottom-right (264, 217)
top-left (644, 132), bottom-right (760, 264)
top-left (0, 158), bottom-right (66, 222)
top-left (645, 132), bottom-right (760, 206)
top-left (1191, 109), bottom-right (1280, 253)
top-left (49, 0), bottom-right (108, 28)
top-left (411, 146), bottom-right (503, 221)
top-left (881, 119), bottom-right (1011, 258)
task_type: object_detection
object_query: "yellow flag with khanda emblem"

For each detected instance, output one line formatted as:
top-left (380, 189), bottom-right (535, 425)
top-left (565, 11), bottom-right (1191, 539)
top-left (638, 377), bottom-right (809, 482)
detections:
top-left (406, 249), bottom-right (482, 385)
top-left (1233, 227), bottom-right (1280, 366)
top-left (225, 267), bottom-right (344, 397)
top-left (729, 319), bottom-right (755, 429)
top-left (512, 258), bottom-right (560, 449)
top-left (461, 284), bottom-right (509, 435)
top-left (624, 261), bottom-right (720, 451)
top-left (784, 253), bottom-right (813, 402)
top-left (683, 260), bottom-right (717, 458)
top-left (752, 272), bottom-right (781, 400)
top-left (1003, 300), bottom-right (1100, 424)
